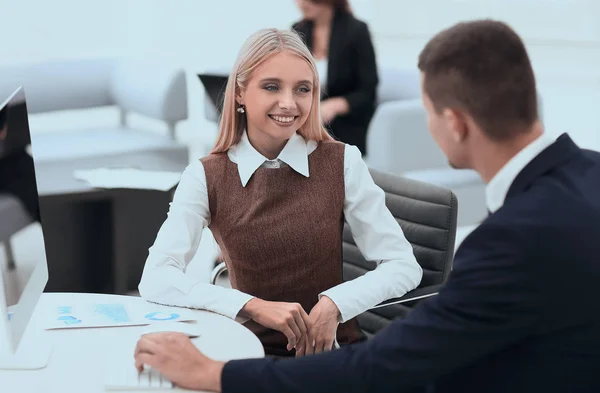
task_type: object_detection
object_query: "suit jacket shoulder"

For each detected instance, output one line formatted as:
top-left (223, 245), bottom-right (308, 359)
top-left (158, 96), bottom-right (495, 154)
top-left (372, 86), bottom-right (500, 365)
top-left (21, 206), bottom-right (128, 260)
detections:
top-left (292, 13), bottom-right (369, 48)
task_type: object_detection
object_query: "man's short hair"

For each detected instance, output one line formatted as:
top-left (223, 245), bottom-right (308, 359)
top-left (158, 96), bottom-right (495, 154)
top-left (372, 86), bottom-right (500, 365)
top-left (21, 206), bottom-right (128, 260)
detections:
top-left (418, 19), bottom-right (538, 141)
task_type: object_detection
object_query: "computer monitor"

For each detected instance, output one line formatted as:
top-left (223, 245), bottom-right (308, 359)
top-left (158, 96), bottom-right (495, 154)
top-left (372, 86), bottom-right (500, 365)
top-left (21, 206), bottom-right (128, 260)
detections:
top-left (0, 86), bottom-right (52, 369)
top-left (197, 73), bottom-right (228, 115)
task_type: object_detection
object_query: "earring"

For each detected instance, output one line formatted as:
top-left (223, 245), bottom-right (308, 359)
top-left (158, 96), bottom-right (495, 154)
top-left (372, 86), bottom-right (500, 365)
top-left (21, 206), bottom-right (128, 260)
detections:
top-left (237, 105), bottom-right (245, 114)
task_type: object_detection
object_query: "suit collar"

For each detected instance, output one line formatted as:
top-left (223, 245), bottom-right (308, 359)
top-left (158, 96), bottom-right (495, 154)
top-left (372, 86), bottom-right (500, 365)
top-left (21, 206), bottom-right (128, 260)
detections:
top-left (505, 133), bottom-right (580, 201)
top-left (326, 10), bottom-right (347, 89)
top-left (232, 131), bottom-right (310, 187)
top-left (485, 132), bottom-right (556, 213)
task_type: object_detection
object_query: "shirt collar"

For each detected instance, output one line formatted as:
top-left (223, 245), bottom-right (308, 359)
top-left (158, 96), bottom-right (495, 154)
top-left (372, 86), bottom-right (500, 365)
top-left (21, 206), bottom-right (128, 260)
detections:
top-left (232, 131), bottom-right (310, 187)
top-left (485, 132), bottom-right (556, 214)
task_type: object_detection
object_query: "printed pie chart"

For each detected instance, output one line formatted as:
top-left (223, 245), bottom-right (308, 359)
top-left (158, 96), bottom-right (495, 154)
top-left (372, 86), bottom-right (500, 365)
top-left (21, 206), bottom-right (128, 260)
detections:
top-left (144, 312), bottom-right (180, 321)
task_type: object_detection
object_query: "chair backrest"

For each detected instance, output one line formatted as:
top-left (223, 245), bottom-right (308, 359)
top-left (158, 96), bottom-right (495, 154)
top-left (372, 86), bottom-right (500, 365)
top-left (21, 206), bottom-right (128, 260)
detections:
top-left (374, 67), bottom-right (545, 116)
top-left (0, 59), bottom-right (115, 114)
top-left (342, 168), bottom-right (457, 338)
top-left (376, 67), bottom-right (421, 105)
top-left (0, 194), bottom-right (34, 242)
top-left (0, 59), bottom-right (188, 124)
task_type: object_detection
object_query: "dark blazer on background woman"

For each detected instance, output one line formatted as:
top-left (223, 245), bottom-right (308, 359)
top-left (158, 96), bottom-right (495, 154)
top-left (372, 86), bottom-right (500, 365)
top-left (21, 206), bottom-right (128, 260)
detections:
top-left (293, 11), bottom-right (378, 155)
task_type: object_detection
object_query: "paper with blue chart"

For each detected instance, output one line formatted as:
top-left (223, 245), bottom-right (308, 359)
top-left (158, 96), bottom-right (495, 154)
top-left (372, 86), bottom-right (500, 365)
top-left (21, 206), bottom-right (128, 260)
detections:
top-left (45, 303), bottom-right (196, 329)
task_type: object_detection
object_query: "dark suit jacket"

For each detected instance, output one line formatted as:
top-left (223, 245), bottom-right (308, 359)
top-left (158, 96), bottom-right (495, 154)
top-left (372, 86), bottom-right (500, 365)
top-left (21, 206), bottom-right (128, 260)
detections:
top-left (293, 11), bottom-right (378, 155)
top-left (221, 133), bottom-right (600, 393)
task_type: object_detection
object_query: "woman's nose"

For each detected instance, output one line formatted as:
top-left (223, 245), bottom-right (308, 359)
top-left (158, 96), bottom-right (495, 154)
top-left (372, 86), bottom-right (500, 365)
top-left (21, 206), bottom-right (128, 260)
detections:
top-left (278, 90), bottom-right (296, 110)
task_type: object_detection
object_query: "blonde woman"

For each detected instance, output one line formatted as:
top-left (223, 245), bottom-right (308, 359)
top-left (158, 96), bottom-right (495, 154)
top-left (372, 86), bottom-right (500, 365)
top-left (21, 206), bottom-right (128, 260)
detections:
top-left (138, 28), bottom-right (422, 358)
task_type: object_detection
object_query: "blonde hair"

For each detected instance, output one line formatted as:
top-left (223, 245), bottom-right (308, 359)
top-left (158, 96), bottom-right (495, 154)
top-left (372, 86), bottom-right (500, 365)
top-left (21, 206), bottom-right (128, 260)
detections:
top-left (210, 28), bottom-right (333, 154)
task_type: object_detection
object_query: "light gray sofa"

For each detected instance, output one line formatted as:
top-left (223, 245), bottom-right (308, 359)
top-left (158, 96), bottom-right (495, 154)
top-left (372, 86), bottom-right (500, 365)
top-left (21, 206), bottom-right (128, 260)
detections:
top-left (365, 67), bottom-right (544, 227)
top-left (0, 58), bottom-right (190, 165)
top-left (364, 67), bottom-right (486, 226)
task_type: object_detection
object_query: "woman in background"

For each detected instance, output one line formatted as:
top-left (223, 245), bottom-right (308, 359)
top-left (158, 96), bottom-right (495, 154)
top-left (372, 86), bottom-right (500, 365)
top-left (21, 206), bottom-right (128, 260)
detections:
top-left (293, 0), bottom-right (378, 156)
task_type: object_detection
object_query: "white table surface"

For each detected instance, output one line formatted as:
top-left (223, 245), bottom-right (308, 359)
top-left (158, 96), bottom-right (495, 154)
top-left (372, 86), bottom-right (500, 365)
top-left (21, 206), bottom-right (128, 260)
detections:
top-left (1, 293), bottom-right (265, 392)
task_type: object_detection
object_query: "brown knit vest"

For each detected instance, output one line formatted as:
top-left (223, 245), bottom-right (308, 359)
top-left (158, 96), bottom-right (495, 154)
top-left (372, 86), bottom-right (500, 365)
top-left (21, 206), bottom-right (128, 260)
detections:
top-left (201, 140), bottom-right (363, 356)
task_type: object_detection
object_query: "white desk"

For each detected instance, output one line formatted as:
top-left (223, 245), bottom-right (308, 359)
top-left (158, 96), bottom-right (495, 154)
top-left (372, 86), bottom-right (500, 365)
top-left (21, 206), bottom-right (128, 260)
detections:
top-left (1, 293), bottom-right (265, 392)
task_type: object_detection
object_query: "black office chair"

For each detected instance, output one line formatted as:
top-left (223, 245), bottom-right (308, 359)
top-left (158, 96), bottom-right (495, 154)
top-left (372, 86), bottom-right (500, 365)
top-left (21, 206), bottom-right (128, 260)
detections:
top-left (210, 168), bottom-right (458, 340)
top-left (344, 168), bottom-right (457, 339)
top-left (0, 193), bottom-right (35, 271)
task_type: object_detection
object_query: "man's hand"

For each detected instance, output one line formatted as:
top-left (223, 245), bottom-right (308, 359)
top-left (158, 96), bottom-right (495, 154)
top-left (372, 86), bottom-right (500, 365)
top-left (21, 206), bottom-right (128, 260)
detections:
top-left (320, 97), bottom-right (350, 124)
top-left (240, 298), bottom-right (310, 353)
top-left (302, 296), bottom-right (340, 356)
top-left (134, 332), bottom-right (224, 392)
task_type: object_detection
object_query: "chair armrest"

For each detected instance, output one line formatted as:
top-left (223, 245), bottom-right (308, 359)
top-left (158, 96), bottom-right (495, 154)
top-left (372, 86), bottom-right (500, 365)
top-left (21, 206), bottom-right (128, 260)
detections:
top-left (110, 60), bottom-right (188, 124)
top-left (370, 284), bottom-right (445, 309)
top-left (210, 261), bottom-right (227, 285)
top-left (333, 285), bottom-right (445, 349)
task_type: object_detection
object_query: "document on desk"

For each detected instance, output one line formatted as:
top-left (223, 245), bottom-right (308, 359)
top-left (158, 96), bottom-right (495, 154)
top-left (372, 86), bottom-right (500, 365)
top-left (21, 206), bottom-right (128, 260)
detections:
top-left (45, 303), bottom-right (197, 330)
top-left (73, 168), bottom-right (181, 191)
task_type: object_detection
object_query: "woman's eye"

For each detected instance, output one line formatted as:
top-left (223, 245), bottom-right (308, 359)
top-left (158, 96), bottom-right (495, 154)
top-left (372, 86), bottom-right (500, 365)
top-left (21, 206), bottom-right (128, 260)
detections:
top-left (264, 85), bottom-right (278, 91)
top-left (297, 86), bottom-right (311, 93)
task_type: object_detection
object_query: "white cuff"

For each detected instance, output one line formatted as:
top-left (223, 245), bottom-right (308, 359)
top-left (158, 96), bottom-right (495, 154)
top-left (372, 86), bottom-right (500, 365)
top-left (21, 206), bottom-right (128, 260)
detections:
top-left (318, 287), bottom-right (355, 323)
top-left (188, 283), bottom-right (255, 320)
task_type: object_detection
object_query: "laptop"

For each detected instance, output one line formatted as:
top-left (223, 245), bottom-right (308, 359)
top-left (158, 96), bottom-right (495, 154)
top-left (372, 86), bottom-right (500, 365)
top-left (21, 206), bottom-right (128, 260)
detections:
top-left (197, 73), bottom-right (228, 115)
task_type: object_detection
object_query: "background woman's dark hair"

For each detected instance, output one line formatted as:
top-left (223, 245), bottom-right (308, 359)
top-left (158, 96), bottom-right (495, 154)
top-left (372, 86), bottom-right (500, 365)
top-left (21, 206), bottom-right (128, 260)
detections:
top-left (310, 0), bottom-right (352, 13)
top-left (418, 19), bottom-right (538, 141)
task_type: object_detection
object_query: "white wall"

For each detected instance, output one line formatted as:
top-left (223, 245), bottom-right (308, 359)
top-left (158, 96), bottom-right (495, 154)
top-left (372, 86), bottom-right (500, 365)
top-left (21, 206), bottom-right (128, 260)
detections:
top-left (2, 0), bottom-right (599, 151)
top-left (0, 0), bottom-right (123, 63)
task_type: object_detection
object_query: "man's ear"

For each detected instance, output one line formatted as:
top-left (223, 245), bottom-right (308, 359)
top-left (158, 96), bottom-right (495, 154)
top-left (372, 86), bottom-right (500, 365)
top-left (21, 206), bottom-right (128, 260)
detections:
top-left (442, 108), bottom-right (469, 143)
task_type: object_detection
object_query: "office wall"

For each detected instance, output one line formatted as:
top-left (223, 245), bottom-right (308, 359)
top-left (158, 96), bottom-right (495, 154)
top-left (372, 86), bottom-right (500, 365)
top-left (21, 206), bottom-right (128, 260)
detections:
top-left (0, 0), bottom-right (123, 64)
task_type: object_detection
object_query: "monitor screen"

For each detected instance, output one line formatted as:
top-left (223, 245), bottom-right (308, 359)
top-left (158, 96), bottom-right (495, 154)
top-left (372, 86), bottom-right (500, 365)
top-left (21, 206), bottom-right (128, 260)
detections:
top-left (197, 73), bottom-right (228, 114)
top-left (0, 86), bottom-right (48, 359)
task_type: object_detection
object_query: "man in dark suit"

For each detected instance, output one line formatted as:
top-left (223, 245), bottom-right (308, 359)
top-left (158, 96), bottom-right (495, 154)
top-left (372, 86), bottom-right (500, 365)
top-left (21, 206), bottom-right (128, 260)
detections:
top-left (133, 20), bottom-right (600, 393)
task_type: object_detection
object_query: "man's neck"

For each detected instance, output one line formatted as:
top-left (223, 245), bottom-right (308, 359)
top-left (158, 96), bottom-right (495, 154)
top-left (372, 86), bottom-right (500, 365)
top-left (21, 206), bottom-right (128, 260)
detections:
top-left (475, 122), bottom-right (544, 184)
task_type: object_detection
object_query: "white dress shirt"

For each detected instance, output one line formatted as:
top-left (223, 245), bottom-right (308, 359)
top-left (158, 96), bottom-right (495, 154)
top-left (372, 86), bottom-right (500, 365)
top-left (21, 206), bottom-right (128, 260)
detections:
top-left (138, 132), bottom-right (422, 323)
top-left (315, 59), bottom-right (328, 88)
top-left (486, 132), bottom-right (556, 213)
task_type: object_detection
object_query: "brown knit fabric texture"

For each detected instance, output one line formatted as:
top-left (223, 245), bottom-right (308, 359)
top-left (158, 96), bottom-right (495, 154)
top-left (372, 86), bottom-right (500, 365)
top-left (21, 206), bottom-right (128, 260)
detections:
top-left (201, 140), bottom-right (363, 356)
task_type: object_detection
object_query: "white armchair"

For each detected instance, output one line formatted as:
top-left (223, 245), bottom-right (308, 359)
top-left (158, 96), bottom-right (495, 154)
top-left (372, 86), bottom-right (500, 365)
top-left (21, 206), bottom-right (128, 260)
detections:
top-left (365, 67), bottom-right (486, 226)
top-left (0, 58), bottom-right (189, 165)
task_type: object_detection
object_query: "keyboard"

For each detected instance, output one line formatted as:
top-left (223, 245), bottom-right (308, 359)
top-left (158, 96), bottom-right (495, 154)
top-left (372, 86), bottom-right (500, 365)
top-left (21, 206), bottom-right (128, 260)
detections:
top-left (105, 365), bottom-right (174, 390)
